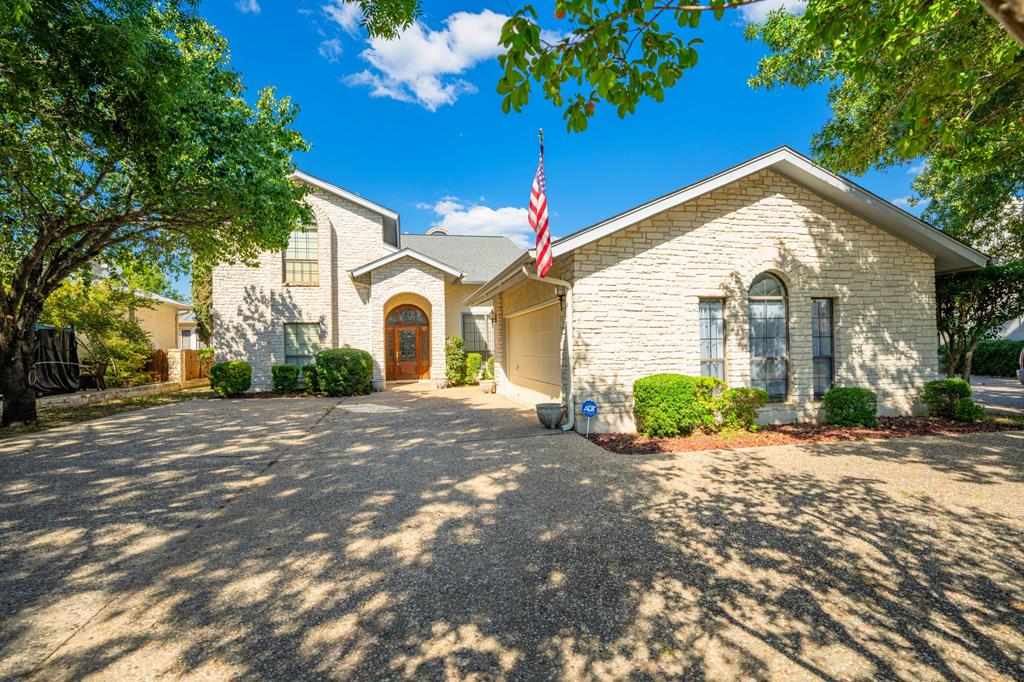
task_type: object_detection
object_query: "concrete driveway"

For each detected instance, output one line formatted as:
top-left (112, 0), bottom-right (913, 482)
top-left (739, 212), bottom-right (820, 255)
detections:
top-left (1, 387), bottom-right (1022, 680)
top-left (972, 375), bottom-right (1024, 416)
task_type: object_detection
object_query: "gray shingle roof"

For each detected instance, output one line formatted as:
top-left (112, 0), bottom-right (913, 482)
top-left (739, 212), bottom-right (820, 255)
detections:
top-left (400, 234), bottom-right (525, 284)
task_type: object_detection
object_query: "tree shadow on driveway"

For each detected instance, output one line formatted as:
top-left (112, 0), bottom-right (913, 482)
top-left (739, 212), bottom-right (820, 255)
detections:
top-left (2, 388), bottom-right (1022, 680)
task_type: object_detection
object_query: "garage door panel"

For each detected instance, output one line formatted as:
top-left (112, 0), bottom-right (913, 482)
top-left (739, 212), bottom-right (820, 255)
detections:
top-left (507, 303), bottom-right (561, 405)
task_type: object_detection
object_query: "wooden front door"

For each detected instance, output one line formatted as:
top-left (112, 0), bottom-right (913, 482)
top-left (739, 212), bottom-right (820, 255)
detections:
top-left (385, 305), bottom-right (430, 381)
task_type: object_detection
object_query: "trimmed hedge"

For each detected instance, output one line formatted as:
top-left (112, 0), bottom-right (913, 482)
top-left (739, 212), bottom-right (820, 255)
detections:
top-left (720, 387), bottom-right (769, 430)
top-left (920, 378), bottom-right (972, 419)
top-left (972, 340), bottom-right (1024, 377)
top-left (302, 363), bottom-right (319, 394)
top-left (465, 353), bottom-right (482, 384)
top-left (271, 364), bottom-right (299, 393)
top-left (316, 348), bottom-right (373, 397)
top-left (209, 361), bottom-right (252, 398)
top-left (633, 374), bottom-right (722, 437)
top-left (445, 336), bottom-right (467, 386)
top-left (823, 387), bottom-right (877, 427)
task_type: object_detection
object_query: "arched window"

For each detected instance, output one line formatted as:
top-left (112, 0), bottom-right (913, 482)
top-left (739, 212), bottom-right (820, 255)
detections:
top-left (387, 305), bottom-right (428, 325)
top-left (748, 273), bottom-right (788, 401)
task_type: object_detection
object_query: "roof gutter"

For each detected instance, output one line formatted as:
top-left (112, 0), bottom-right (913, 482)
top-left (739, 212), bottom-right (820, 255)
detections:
top-left (519, 265), bottom-right (575, 433)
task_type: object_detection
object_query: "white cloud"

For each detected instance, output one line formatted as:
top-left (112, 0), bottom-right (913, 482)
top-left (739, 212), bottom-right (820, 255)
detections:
top-left (907, 161), bottom-right (928, 176)
top-left (345, 10), bottom-right (508, 110)
top-left (236, 0), bottom-right (260, 14)
top-left (891, 196), bottom-right (912, 208)
top-left (891, 196), bottom-right (931, 210)
top-left (741, 0), bottom-right (807, 23)
top-left (323, 1), bottom-right (363, 35)
top-left (421, 196), bottom-right (534, 247)
top-left (319, 38), bottom-right (343, 63)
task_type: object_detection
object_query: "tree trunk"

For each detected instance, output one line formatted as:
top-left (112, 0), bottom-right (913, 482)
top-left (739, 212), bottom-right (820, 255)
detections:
top-left (0, 335), bottom-right (38, 427)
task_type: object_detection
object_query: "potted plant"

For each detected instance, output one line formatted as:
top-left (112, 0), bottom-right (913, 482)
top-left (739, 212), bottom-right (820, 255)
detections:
top-left (480, 356), bottom-right (496, 394)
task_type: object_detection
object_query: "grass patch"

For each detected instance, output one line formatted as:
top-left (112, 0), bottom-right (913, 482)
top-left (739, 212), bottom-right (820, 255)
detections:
top-left (0, 387), bottom-right (215, 440)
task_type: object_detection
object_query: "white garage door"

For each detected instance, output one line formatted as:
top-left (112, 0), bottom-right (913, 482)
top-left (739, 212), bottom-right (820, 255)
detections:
top-left (506, 302), bottom-right (562, 406)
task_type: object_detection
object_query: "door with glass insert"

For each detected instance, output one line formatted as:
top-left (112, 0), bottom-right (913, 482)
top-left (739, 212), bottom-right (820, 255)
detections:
top-left (385, 305), bottom-right (430, 381)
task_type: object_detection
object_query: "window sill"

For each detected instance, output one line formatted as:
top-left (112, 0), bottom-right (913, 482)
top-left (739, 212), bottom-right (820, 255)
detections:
top-left (283, 281), bottom-right (320, 287)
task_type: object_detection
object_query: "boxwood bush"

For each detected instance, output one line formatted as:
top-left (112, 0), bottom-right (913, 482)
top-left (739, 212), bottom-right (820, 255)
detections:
top-left (823, 387), bottom-right (878, 427)
top-left (316, 348), bottom-right (373, 396)
top-left (271, 364), bottom-right (299, 393)
top-left (465, 352), bottom-right (482, 384)
top-left (921, 378), bottom-right (986, 421)
top-left (302, 363), bottom-right (319, 394)
top-left (209, 361), bottom-right (252, 398)
top-left (633, 374), bottom-right (723, 437)
top-left (920, 378), bottom-right (972, 418)
top-left (719, 387), bottom-right (770, 430)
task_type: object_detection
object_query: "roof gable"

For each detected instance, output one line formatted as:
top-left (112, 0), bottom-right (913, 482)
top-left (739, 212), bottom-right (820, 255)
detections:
top-left (350, 248), bottom-right (464, 282)
top-left (550, 147), bottom-right (988, 274)
top-left (399, 234), bottom-right (525, 284)
top-left (292, 170), bottom-right (399, 220)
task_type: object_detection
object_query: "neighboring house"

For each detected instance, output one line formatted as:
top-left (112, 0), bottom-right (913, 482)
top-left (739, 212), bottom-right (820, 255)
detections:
top-left (998, 317), bottom-right (1024, 341)
top-left (131, 292), bottom-right (193, 351)
top-left (177, 310), bottom-right (203, 350)
top-left (211, 171), bottom-right (523, 390)
top-left (467, 147), bottom-right (990, 432)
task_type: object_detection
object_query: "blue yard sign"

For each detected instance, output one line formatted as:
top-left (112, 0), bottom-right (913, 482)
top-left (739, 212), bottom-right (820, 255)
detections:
top-left (581, 399), bottom-right (599, 435)
top-left (581, 400), bottom-right (599, 418)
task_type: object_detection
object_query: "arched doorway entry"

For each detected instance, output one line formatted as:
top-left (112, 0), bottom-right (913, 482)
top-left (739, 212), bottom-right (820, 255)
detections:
top-left (385, 304), bottom-right (430, 381)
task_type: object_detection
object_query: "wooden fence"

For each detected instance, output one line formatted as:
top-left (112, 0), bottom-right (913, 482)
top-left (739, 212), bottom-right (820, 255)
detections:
top-left (146, 349), bottom-right (169, 383)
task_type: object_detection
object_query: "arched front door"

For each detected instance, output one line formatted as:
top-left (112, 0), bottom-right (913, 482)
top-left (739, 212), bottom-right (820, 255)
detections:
top-left (385, 304), bottom-right (430, 381)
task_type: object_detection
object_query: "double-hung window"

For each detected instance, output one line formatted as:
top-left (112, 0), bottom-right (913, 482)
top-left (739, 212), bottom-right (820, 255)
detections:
top-left (812, 298), bottom-right (835, 399)
top-left (698, 299), bottom-right (725, 381)
top-left (284, 323), bottom-right (320, 371)
top-left (283, 225), bottom-right (318, 284)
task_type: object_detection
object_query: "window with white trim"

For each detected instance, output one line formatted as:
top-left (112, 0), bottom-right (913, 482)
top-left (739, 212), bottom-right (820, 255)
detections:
top-left (698, 299), bottom-right (725, 381)
top-left (283, 225), bottom-right (318, 284)
top-left (462, 313), bottom-right (492, 357)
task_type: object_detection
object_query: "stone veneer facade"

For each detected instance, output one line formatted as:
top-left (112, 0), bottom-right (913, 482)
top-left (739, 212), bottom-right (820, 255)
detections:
top-left (492, 169), bottom-right (940, 433)
top-left (212, 187), bottom-right (453, 390)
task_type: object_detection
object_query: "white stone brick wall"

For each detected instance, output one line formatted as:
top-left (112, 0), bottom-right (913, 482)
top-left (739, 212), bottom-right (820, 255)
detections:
top-left (495, 169), bottom-right (939, 432)
top-left (367, 258), bottom-right (447, 388)
top-left (212, 188), bottom-right (394, 390)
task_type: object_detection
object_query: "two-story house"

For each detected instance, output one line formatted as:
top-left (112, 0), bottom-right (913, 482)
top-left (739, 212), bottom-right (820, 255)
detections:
top-left (211, 171), bottom-right (523, 390)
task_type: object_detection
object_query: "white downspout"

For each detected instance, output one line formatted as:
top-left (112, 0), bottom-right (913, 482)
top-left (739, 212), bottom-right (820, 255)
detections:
top-left (520, 266), bottom-right (575, 432)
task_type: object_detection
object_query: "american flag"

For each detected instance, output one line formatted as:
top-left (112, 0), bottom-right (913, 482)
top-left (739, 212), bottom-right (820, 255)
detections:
top-left (528, 130), bottom-right (553, 278)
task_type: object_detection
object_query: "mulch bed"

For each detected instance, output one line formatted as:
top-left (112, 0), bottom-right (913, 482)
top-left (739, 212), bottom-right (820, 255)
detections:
top-left (588, 416), bottom-right (1024, 455)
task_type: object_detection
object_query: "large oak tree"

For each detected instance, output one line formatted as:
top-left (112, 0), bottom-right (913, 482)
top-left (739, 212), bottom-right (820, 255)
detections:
top-left (0, 0), bottom-right (311, 425)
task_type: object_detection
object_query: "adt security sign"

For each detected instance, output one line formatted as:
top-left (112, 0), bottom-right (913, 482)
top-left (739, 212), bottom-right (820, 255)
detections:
top-left (581, 400), bottom-right (599, 435)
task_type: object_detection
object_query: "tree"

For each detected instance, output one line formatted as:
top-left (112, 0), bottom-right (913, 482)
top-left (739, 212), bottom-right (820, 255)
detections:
top-left (0, 1), bottom-right (311, 426)
top-left (191, 257), bottom-right (214, 346)
top-left (40, 279), bottom-right (155, 387)
top-left (747, 0), bottom-right (1023, 254)
top-left (936, 264), bottom-right (1024, 380)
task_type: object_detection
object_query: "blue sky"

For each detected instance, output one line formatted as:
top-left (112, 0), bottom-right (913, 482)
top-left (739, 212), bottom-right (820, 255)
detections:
top-left (173, 0), bottom-right (923, 297)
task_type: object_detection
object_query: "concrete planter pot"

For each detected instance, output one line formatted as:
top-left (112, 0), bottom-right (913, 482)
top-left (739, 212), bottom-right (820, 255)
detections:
top-left (432, 378), bottom-right (450, 389)
top-left (536, 402), bottom-right (563, 429)
top-left (480, 379), bottom-right (496, 394)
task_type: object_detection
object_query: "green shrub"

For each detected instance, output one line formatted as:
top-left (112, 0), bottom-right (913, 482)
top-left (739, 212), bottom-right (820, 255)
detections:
top-left (316, 348), bottom-right (373, 396)
top-left (302, 363), bottom-right (319, 394)
top-left (465, 353), bottom-right (482, 384)
top-left (823, 387), bottom-right (878, 427)
top-left (633, 374), bottom-right (722, 437)
top-left (484, 356), bottom-right (495, 381)
top-left (197, 347), bottom-right (215, 361)
top-left (445, 336), bottom-right (467, 386)
top-left (209, 361), bottom-right (252, 398)
top-left (971, 340), bottom-right (1024, 377)
top-left (952, 397), bottom-right (986, 422)
top-left (271, 364), bottom-right (299, 393)
top-left (720, 387), bottom-right (769, 430)
top-left (920, 378), bottom-right (972, 418)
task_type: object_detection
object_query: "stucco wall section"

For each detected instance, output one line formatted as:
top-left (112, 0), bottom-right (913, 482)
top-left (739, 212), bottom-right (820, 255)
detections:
top-left (444, 282), bottom-right (493, 339)
top-left (212, 187), bottom-right (391, 390)
top-left (134, 302), bottom-right (180, 350)
top-left (367, 257), bottom-right (447, 388)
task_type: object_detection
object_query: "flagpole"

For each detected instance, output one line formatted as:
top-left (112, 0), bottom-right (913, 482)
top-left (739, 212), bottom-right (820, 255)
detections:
top-left (538, 128), bottom-right (543, 155)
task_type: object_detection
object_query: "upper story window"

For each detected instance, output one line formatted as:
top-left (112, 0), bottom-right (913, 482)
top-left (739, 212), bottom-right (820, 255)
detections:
top-left (748, 273), bottom-right (788, 401)
top-left (698, 299), bottom-right (725, 381)
top-left (284, 225), bottom-right (318, 284)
